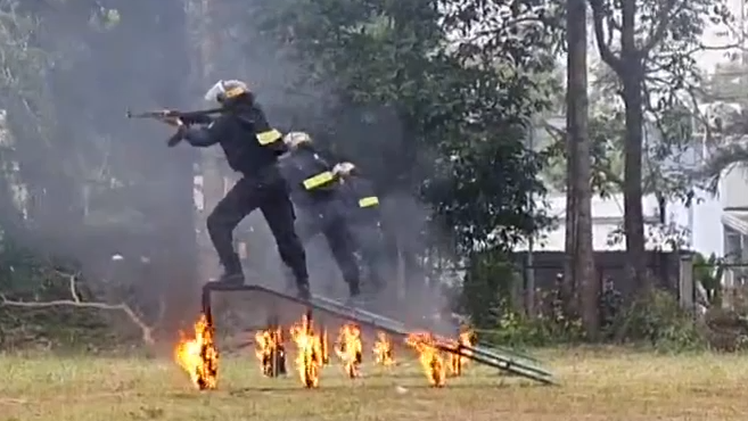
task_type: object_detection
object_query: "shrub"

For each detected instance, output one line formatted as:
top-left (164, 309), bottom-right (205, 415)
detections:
top-left (613, 288), bottom-right (706, 352)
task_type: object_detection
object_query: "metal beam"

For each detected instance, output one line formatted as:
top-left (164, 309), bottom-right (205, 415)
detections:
top-left (201, 283), bottom-right (556, 385)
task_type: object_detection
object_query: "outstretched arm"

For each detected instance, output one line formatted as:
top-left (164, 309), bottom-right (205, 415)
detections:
top-left (180, 117), bottom-right (228, 148)
top-left (180, 113), bottom-right (214, 125)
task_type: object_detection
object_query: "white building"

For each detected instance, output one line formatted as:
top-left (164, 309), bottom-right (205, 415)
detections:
top-left (696, 0), bottom-right (748, 287)
top-left (520, 192), bottom-right (722, 255)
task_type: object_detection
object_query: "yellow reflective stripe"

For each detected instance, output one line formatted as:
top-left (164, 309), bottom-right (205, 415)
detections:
top-left (358, 196), bottom-right (379, 208)
top-left (303, 171), bottom-right (334, 190)
top-left (256, 129), bottom-right (282, 145)
top-left (224, 86), bottom-right (245, 98)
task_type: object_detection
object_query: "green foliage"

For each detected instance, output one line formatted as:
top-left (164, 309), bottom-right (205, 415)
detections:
top-left (540, 106), bottom-right (625, 196)
top-left (461, 249), bottom-right (585, 347)
top-left (488, 303), bottom-right (585, 348)
top-left (698, 59), bottom-right (748, 191)
top-left (459, 250), bottom-right (517, 330)
top-left (254, 0), bottom-right (561, 252)
top-left (582, 0), bottom-right (739, 205)
top-left (0, 237), bottom-right (112, 351)
top-left (614, 289), bottom-right (706, 353)
top-left (693, 252), bottom-right (724, 307)
top-left (425, 132), bottom-right (552, 252)
top-left (460, 265), bottom-right (712, 351)
top-left (482, 288), bottom-right (706, 351)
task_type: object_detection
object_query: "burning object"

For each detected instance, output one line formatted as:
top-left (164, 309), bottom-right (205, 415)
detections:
top-left (406, 332), bottom-right (446, 387)
top-left (175, 314), bottom-right (219, 390)
top-left (335, 323), bottom-right (363, 378)
top-left (321, 327), bottom-right (330, 365)
top-left (289, 312), bottom-right (325, 388)
top-left (373, 331), bottom-right (395, 366)
top-left (255, 327), bottom-right (287, 377)
top-left (449, 329), bottom-right (474, 376)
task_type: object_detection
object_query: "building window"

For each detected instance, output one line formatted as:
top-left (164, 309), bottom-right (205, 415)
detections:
top-left (725, 227), bottom-right (742, 261)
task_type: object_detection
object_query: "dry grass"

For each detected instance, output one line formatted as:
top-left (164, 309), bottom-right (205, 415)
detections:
top-left (1, 348), bottom-right (747, 421)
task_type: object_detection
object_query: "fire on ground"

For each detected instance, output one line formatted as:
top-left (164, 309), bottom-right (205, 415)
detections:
top-left (174, 313), bottom-right (475, 390)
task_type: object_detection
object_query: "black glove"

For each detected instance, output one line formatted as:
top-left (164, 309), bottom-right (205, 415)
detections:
top-left (167, 125), bottom-right (187, 147)
top-left (180, 114), bottom-right (213, 125)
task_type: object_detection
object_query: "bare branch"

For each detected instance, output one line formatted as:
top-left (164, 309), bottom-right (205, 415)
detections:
top-left (676, 41), bottom-right (748, 60)
top-left (0, 272), bottom-right (157, 346)
top-left (588, 0), bottom-right (623, 73)
top-left (51, 269), bottom-right (82, 302)
top-left (640, 0), bottom-right (680, 55)
top-left (696, 141), bottom-right (748, 191)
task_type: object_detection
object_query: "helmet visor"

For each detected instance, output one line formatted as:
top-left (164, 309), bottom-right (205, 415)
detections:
top-left (204, 80), bottom-right (226, 102)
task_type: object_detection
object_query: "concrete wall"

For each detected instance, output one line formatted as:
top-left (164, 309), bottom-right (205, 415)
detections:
top-left (719, 166), bottom-right (748, 210)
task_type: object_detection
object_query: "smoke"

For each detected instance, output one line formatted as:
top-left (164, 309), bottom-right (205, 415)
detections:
top-left (0, 1), bottom-right (457, 333)
top-left (0, 3), bottom-right (206, 325)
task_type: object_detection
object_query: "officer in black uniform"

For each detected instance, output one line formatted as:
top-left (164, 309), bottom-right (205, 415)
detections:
top-left (167, 79), bottom-right (310, 298)
top-left (278, 132), bottom-right (363, 301)
top-left (332, 162), bottom-right (389, 295)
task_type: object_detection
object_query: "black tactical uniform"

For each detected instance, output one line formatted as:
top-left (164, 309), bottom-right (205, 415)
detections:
top-left (336, 166), bottom-right (388, 295)
top-left (173, 80), bottom-right (310, 298)
top-left (278, 141), bottom-right (362, 299)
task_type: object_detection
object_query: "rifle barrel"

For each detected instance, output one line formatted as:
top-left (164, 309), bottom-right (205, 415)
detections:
top-left (125, 108), bottom-right (224, 119)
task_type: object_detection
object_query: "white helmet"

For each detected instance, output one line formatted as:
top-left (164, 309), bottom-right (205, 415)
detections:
top-left (283, 131), bottom-right (312, 148)
top-left (333, 162), bottom-right (356, 176)
top-left (204, 79), bottom-right (249, 103)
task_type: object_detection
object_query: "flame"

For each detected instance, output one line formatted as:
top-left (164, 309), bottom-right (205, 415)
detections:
top-left (321, 327), bottom-right (330, 365)
top-left (406, 332), bottom-right (445, 387)
top-left (174, 314), bottom-right (218, 390)
top-left (449, 330), bottom-right (474, 376)
top-left (335, 323), bottom-right (363, 378)
top-left (255, 327), bottom-right (285, 376)
top-left (373, 331), bottom-right (395, 366)
top-left (289, 313), bottom-right (324, 388)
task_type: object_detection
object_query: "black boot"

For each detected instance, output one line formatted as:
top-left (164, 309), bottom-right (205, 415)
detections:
top-left (296, 282), bottom-right (311, 301)
top-left (345, 283), bottom-right (365, 308)
top-left (214, 271), bottom-right (245, 286)
top-left (213, 252), bottom-right (245, 286)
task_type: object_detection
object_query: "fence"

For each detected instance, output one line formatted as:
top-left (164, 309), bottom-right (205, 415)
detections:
top-left (511, 250), bottom-right (689, 314)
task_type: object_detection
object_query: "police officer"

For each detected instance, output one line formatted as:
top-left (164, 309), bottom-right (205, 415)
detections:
top-left (332, 162), bottom-right (389, 296)
top-left (167, 79), bottom-right (310, 299)
top-left (278, 132), bottom-right (363, 302)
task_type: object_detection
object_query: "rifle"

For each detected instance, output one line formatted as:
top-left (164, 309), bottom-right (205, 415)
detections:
top-left (126, 107), bottom-right (224, 122)
top-left (126, 107), bottom-right (224, 147)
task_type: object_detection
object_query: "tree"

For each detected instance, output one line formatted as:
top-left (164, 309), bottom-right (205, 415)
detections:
top-left (587, 0), bottom-right (735, 290)
top-left (565, 0), bottom-right (598, 335)
top-left (698, 58), bottom-right (748, 189)
top-left (0, 0), bottom-right (200, 337)
top-left (252, 0), bottom-right (562, 296)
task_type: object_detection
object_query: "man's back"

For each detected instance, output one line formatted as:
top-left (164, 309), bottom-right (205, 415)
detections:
top-left (278, 144), bottom-right (339, 206)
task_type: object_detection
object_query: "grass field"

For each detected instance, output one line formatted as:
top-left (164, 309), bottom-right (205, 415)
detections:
top-left (1, 348), bottom-right (747, 421)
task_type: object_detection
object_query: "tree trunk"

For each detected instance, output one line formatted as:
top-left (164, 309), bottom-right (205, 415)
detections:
top-left (621, 79), bottom-right (648, 291)
top-left (620, 0), bottom-right (649, 292)
top-left (563, 137), bottom-right (578, 315)
top-left (566, 0), bottom-right (598, 336)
